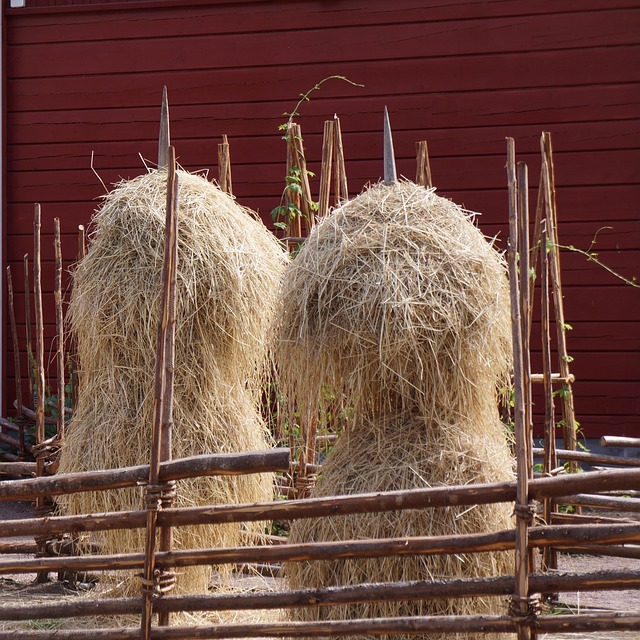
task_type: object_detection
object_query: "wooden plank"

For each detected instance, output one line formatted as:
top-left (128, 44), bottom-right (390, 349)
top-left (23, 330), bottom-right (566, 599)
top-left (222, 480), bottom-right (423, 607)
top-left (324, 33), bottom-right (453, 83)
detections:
top-left (8, 45), bottom-right (640, 111)
top-left (10, 2), bottom-right (640, 45)
top-left (6, 149), bottom-right (640, 208)
top-left (8, 85), bottom-right (640, 146)
top-left (10, 11), bottom-right (640, 79)
top-left (9, 119), bottom-right (640, 174)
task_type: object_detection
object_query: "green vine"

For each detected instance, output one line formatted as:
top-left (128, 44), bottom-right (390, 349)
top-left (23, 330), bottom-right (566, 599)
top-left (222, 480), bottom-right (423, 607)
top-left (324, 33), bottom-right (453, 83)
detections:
top-left (271, 75), bottom-right (364, 233)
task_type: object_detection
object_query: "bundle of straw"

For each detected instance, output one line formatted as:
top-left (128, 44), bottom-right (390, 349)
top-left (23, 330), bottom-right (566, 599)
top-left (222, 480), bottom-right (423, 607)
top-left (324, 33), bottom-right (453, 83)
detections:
top-left (277, 181), bottom-right (514, 640)
top-left (58, 169), bottom-right (288, 595)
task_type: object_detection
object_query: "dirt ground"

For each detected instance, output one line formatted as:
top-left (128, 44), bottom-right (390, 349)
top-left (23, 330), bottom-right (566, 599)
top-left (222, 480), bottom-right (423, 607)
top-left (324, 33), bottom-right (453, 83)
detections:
top-left (1, 500), bottom-right (639, 638)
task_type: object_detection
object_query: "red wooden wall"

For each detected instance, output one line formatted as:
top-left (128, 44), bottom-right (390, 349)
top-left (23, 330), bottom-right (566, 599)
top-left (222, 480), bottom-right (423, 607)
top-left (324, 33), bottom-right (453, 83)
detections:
top-left (3, 0), bottom-right (640, 437)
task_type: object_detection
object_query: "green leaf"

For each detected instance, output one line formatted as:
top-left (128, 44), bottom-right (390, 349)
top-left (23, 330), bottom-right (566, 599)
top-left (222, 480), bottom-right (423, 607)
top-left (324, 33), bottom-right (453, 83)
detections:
top-left (562, 354), bottom-right (574, 363)
top-left (271, 206), bottom-right (286, 220)
top-left (273, 222), bottom-right (288, 231)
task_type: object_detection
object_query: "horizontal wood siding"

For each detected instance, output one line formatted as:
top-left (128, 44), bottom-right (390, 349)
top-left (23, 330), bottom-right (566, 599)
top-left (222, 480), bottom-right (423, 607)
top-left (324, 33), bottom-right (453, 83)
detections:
top-left (3, 0), bottom-right (640, 437)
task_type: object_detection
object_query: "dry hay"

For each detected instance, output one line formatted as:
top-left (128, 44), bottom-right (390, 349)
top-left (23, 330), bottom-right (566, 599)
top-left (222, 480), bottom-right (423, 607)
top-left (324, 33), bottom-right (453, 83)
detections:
top-left (277, 181), bottom-right (515, 640)
top-left (57, 168), bottom-right (288, 595)
top-left (276, 180), bottom-right (512, 423)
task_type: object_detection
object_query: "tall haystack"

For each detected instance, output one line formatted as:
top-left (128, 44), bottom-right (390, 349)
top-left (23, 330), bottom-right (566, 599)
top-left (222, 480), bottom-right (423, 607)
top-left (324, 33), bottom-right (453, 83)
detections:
top-left (58, 168), bottom-right (288, 594)
top-left (277, 180), bottom-right (515, 640)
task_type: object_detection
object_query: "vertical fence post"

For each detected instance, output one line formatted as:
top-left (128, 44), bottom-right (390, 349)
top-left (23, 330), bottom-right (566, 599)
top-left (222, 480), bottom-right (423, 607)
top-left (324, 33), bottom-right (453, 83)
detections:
top-left (507, 139), bottom-right (536, 640)
top-left (141, 146), bottom-right (179, 637)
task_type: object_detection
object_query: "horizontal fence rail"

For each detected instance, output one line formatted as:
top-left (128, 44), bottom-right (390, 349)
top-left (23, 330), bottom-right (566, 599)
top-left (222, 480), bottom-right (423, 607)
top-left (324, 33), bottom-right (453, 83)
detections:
top-left (0, 449), bottom-right (290, 501)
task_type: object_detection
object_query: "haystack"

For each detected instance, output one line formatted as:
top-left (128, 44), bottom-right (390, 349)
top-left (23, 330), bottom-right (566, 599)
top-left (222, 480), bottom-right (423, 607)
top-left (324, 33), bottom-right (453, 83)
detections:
top-left (277, 180), bottom-right (515, 640)
top-left (58, 168), bottom-right (288, 595)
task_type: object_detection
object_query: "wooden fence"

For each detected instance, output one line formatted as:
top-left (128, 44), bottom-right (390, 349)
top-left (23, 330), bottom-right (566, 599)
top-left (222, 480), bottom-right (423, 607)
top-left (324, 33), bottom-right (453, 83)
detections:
top-left (0, 137), bottom-right (639, 639)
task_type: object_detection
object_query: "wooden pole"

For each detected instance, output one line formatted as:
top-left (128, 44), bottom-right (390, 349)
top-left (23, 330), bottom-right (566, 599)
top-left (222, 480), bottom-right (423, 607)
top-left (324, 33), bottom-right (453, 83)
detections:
top-left (23, 254), bottom-right (34, 410)
top-left (53, 219), bottom-right (65, 441)
top-left (517, 162), bottom-right (533, 480)
top-left (2, 569), bottom-right (639, 623)
top-left (332, 114), bottom-right (348, 203)
top-left (0, 613), bottom-right (639, 640)
top-left (4, 521), bottom-right (640, 577)
top-left (6, 266), bottom-right (24, 456)
top-left (141, 145), bottom-right (179, 637)
top-left (601, 435), bottom-right (640, 448)
top-left (33, 203), bottom-right (51, 583)
top-left (506, 139), bottom-right (533, 640)
top-left (157, 86), bottom-right (170, 170)
top-left (526, 165), bottom-right (545, 338)
top-left (158, 152), bottom-right (179, 627)
top-left (317, 119), bottom-right (335, 220)
top-left (217, 134), bottom-right (233, 196)
top-left (541, 132), bottom-right (578, 473)
top-left (0, 449), bottom-right (289, 502)
top-left (284, 123), bottom-right (302, 238)
top-left (415, 140), bottom-right (433, 188)
top-left (540, 221), bottom-right (558, 574)
top-left (71, 225), bottom-right (86, 415)
top-left (5, 467), bottom-right (640, 540)
top-left (290, 122), bottom-right (314, 231)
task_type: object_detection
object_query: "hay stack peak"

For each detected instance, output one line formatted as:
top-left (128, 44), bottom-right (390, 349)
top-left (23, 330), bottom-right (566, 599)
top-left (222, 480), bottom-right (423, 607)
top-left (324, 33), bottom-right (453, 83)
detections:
top-left (276, 179), bottom-right (512, 422)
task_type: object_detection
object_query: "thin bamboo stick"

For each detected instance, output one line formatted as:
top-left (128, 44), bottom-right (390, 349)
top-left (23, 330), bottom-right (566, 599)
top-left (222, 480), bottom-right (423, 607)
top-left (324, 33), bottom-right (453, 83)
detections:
top-left (541, 132), bottom-right (578, 472)
top-left (290, 123), bottom-right (314, 232)
top-left (506, 139), bottom-right (533, 640)
top-left (217, 134), bottom-right (233, 195)
top-left (141, 145), bottom-right (178, 637)
top-left (6, 266), bottom-right (25, 456)
top-left (284, 123), bottom-right (302, 238)
top-left (540, 221), bottom-right (558, 574)
top-left (526, 164), bottom-right (545, 338)
top-left (71, 225), bottom-right (86, 415)
top-left (54, 218), bottom-right (65, 441)
top-left (33, 203), bottom-right (50, 583)
top-left (317, 119), bottom-right (334, 219)
top-left (23, 253), bottom-right (34, 410)
top-left (517, 161), bottom-right (533, 481)
top-left (332, 114), bottom-right (348, 203)
top-left (415, 140), bottom-right (433, 188)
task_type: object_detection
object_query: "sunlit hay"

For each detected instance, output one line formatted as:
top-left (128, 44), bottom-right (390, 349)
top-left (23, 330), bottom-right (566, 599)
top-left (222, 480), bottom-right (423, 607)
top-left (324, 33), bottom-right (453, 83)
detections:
top-left (58, 168), bottom-right (288, 595)
top-left (275, 180), bottom-right (512, 424)
top-left (277, 180), bottom-right (515, 639)
top-left (286, 412), bottom-right (514, 640)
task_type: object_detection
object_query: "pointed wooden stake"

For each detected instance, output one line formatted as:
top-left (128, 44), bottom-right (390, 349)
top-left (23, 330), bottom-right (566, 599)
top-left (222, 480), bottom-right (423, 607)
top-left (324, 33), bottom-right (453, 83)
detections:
top-left (217, 134), bottom-right (233, 195)
top-left (332, 114), bottom-right (348, 202)
top-left (383, 106), bottom-right (397, 185)
top-left (53, 218), bottom-right (65, 441)
top-left (506, 139), bottom-right (534, 640)
top-left (317, 119), bottom-right (335, 219)
top-left (141, 145), bottom-right (179, 637)
top-left (158, 86), bottom-right (170, 169)
top-left (416, 140), bottom-right (433, 188)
